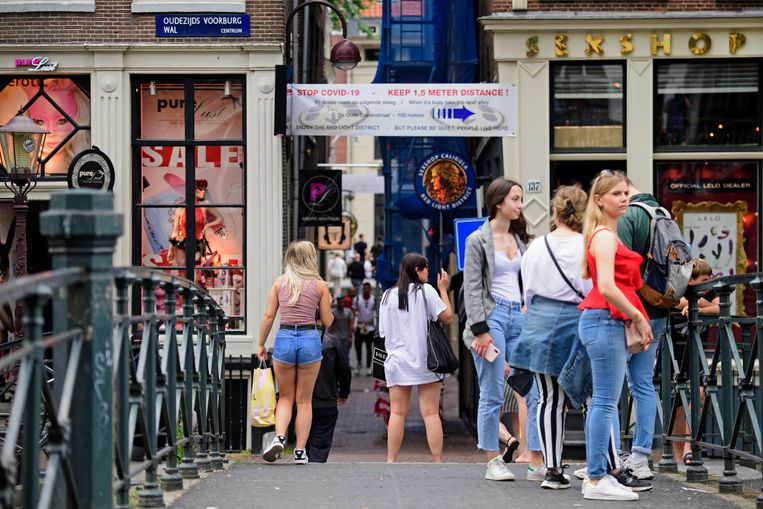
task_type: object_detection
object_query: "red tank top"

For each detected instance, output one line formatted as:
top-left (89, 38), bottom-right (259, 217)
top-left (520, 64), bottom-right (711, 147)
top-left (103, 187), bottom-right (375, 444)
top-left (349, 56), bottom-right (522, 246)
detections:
top-left (179, 208), bottom-right (206, 240)
top-left (578, 228), bottom-right (649, 321)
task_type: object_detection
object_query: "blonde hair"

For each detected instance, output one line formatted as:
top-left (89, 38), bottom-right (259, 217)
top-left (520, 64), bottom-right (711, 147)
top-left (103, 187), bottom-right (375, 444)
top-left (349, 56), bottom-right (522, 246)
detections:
top-left (551, 185), bottom-right (587, 233)
top-left (581, 171), bottom-right (629, 278)
top-left (691, 258), bottom-right (713, 280)
top-left (282, 240), bottom-right (322, 305)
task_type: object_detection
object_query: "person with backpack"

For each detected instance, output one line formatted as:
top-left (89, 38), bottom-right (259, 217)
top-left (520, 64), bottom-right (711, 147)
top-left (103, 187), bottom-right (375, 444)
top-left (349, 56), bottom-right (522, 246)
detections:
top-left (616, 177), bottom-right (692, 480)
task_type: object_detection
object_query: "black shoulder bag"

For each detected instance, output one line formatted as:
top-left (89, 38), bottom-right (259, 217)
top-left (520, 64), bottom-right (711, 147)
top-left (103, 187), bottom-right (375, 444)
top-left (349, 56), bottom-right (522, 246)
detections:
top-left (425, 290), bottom-right (459, 375)
top-left (544, 235), bottom-right (585, 301)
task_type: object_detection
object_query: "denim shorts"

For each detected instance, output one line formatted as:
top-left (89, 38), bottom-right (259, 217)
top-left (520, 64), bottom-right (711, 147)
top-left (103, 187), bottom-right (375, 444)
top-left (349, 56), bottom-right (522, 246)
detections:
top-left (273, 328), bottom-right (322, 366)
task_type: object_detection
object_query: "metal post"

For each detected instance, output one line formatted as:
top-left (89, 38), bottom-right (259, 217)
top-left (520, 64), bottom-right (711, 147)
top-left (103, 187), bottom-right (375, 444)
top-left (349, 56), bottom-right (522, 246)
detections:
top-left (178, 287), bottom-right (200, 479)
top-left (114, 274), bottom-right (134, 509)
top-left (12, 194), bottom-right (28, 339)
top-left (194, 294), bottom-right (212, 472)
top-left (40, 190), bottom-right (123, 508)
top-left (686, 291), bottom-right (708, 482)
top-left (207, 307), bottom-right (223, 470)
top-left (161, 281), bottom-right (184, 490)
top-left (657, 320), bottom-right (678, 472)
top-left (751, 276), bottom-right (763, 509)
top-left (717, 285), bottom-right (742, 493)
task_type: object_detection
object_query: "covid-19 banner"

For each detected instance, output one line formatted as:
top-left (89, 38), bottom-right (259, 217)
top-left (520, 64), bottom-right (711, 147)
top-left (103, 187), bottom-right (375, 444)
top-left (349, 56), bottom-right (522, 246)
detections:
top-left (414, 151), bottom-right (475, 212)
top-left (299, 169), bottom-right (342, 227)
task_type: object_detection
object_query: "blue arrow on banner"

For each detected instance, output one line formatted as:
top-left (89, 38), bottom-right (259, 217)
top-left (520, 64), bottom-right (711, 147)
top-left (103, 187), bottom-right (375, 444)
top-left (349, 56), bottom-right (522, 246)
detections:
top-left (433, 106), bottom-right (474, 122)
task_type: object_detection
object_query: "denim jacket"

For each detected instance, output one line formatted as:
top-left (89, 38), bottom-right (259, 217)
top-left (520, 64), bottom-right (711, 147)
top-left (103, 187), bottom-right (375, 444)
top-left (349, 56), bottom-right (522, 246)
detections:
top-left (557, 336), bottom-right (592, 409)
top-left (461, 220), bottom-right (526, 349)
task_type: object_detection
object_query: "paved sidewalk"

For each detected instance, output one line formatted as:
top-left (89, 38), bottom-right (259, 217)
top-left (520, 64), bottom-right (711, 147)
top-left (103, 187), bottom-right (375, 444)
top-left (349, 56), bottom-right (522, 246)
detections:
top-left (170, 462), bottom-right (752, 509)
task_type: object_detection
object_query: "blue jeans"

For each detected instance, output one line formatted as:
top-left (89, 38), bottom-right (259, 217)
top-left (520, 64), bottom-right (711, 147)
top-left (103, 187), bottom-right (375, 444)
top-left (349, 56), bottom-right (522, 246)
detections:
top-left (579, 309), bottom-right (628, 480)
top-left (471, 298), bottom-right (540, 452)
top-left (273, 328), bottom-right (322, 366)
top-left (618, 317), bottom-right (667, 456)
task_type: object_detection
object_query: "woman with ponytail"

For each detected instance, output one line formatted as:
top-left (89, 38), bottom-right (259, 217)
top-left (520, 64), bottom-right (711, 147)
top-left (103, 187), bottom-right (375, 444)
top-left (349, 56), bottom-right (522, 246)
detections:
top-left (578, 171), bottom-right (653, 501)
top-left (511, 185), bottom-right (590, 489)
top-left (257, 241), bottom-right (334, 464)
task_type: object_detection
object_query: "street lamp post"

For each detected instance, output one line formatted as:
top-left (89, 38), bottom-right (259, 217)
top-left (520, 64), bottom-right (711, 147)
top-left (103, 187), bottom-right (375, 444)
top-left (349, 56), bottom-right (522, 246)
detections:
top-left (0, 111), bottom-right (49, 339)
top-left (280, 0), bottom-right (361, 242)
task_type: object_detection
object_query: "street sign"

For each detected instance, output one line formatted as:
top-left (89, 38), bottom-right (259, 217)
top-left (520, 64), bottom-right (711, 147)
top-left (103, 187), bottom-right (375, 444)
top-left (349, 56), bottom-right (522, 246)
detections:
top-left (454, 217), bottom-right (487, 272)
top-left (288, 83), bottom-right (516, 137)
top-left (155, 14), bottom-right (250, 37)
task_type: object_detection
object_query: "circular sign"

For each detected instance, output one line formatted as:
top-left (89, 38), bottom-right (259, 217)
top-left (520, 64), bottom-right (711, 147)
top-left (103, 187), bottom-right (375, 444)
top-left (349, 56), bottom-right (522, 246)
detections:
top-left (414, 151), bottom-right (475, 211)
top-left (301, 174), bottom-right (340, 215)
top-left (22, 138), bottom-right (35, 153)
top-left (67, 146), bottom-right (115, 191)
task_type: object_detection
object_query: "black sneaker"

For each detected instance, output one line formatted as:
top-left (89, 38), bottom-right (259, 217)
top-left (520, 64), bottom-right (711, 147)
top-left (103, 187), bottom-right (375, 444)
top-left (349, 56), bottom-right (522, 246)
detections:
top-left (541, 468), bottom-right (571, 490)
top-left (614, 469), bottom-right (653, 492)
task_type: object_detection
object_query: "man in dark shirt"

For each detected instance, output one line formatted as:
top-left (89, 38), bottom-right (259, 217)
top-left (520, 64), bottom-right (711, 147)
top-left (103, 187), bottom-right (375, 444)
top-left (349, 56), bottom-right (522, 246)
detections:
top-left (353, 234), bottom-right (367, 260)
top-left (306, 328), bottom-right (351, 463)
top-left (616, 178), bottom-right (668, 480)
top-left (347, 253), bottom-right (365, 296)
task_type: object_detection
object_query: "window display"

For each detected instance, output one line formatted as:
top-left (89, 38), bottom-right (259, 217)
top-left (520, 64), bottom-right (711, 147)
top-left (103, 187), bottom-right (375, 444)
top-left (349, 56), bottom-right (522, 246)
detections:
top-left (552, 63), bottom-right (624, 149)
top-left (655, 62), bottom-right (761, 148)
top-left (0, 77), bottom-right (91, 176)
top-left (134, 78), bottom-right (246, 332)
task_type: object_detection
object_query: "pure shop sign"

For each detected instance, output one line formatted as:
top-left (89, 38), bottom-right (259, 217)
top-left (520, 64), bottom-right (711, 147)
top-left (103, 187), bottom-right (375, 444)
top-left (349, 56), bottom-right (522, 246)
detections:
top-left (288, 83), bottom-right (516, 138)
top-left (14, 56), bottom-right (58, 72)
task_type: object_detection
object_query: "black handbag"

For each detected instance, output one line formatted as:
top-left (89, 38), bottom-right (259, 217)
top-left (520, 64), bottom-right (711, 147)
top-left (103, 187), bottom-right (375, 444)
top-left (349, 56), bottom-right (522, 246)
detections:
top-left (425, 297), bottom-right (459, 374)
top-left (372, 331), bottom-right (387, 381)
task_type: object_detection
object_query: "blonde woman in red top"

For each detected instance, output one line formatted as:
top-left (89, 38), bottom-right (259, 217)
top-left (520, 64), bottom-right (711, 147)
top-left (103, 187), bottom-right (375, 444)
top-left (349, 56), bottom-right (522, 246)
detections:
top-left (578, 171), bottom-right (653, 501)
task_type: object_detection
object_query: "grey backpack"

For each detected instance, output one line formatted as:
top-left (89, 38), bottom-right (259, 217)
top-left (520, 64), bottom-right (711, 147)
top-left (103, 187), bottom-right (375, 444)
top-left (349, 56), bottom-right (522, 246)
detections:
top-left (630, 202), bottom-right (694, 309)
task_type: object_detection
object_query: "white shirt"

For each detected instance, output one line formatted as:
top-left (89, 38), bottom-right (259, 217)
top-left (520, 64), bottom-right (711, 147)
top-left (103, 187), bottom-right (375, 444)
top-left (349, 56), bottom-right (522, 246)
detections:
top-left (491, 251), bottom-right (522, 302)
top-left (328, 257), bottom-right (347, 279)
top-left (521, 233), bottom-right (593, 304)
top-left (364, 259), bottom-right (373, 279)
top-left (353, 294), bottom-right (376, 332)
top-left (379, 283), bottom-right (446, 387)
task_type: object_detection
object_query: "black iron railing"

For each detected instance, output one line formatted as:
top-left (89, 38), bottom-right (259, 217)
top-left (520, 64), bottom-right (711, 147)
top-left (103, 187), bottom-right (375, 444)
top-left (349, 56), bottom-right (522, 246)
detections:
top-left (0, 190), bottom-right (227, 509)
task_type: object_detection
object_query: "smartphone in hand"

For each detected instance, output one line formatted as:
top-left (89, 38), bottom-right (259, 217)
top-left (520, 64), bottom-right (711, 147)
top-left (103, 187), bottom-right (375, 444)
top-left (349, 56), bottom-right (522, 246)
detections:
top-left (483, 344), bottom-right (500, 363)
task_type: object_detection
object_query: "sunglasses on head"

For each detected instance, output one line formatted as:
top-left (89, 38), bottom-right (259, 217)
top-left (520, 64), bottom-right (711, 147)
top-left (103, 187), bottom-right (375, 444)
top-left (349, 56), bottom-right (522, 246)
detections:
top-left (195, 179), bottom-right (208, 190)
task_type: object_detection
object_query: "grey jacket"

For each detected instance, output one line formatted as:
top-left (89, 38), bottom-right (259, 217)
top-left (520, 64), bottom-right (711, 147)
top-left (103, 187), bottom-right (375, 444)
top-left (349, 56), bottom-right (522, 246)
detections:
top-left (461, 220), bottom-right (527, 348)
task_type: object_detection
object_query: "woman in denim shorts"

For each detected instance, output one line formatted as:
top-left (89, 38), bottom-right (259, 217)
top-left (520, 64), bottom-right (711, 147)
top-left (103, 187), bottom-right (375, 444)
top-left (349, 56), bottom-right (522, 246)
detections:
top-left (257, 241), bottom-right (334, 464)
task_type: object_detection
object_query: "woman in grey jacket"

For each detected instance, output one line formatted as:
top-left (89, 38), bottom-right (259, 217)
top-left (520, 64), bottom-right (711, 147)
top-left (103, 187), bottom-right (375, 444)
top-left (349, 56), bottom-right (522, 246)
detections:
top-left (462, 177), bottom-right (541, 481)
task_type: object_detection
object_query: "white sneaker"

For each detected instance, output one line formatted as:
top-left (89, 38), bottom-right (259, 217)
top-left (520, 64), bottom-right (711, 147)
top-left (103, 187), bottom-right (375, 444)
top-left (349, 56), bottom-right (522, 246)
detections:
top-left (262, 435), bottom-right (285, 463)
top-left (582, 475), bottom-right (639, 501)
top-left (294, 449), bottom-right (308, 464)
top-left (627, 459), bottom-right (654, 480)
top-left (573, 466), bottom-right (588, 480)
top-left (485, 456), bottom-right (516, 481)
top-left (527, 464), bottom-right (547, 482)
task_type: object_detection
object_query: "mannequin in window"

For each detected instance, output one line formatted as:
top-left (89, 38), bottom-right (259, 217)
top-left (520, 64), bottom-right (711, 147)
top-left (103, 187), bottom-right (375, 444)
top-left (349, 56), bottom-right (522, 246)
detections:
top-left (168, 179), bottom-right (223, 268)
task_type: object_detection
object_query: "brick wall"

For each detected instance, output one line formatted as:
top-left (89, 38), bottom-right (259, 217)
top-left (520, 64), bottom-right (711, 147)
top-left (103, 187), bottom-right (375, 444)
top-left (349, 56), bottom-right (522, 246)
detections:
top-left (490, 0), bottom-right (763, 13)
top-left (0, 0), bottom-right (286, 44)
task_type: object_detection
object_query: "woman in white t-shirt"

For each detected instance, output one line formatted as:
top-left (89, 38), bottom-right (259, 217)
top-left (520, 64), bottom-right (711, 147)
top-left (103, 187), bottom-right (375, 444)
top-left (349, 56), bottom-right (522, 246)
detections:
top-left (379, 253), bottom-right (452, 463)
top-left (511, 185), bottom-right (591, 489)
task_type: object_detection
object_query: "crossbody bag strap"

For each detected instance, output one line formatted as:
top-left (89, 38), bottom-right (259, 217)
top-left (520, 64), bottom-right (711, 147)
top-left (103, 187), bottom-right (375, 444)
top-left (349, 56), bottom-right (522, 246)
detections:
top-left (544, 235), bottom-right (586, 301)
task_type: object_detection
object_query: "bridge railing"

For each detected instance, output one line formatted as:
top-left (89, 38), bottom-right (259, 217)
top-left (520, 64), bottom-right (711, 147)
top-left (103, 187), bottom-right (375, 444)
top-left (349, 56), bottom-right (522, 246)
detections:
top-left (0, 190), bottom-right (227, 509)
top-left (620, 272), bottom-right (763, 505)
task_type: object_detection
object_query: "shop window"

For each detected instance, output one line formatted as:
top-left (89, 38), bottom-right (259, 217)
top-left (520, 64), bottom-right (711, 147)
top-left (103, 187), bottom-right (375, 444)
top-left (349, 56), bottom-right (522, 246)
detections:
top-left (0, 76), bottom-right (91, 177)
top-left (134, 77), bottom-right (246, 332)
top-left (655, 62), bottom-right (761, 149)
top-left (551, 62), bottom-right (625, 150)
top-left (550, 160), bottom-right (627, 195)
top-left (655, 161), bottom-right (759, 314)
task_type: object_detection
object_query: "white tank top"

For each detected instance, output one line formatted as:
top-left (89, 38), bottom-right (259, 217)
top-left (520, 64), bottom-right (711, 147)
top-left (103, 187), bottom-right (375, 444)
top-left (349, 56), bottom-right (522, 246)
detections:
top-left (492, 251), bottom-right (521, 302)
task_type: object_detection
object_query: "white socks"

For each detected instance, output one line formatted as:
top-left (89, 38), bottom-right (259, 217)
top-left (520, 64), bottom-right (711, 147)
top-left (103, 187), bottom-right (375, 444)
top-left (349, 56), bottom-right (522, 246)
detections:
top-left (631, 451), bottom-right (649, 463)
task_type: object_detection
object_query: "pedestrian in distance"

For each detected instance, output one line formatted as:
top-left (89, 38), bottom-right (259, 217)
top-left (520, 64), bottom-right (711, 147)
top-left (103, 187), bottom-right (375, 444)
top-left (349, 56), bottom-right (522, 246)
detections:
top-left (353, 281), bottom-right (376, 376)
top-left (578, 170), bottom-right (653, 501)
top-left (462, 177), bottom-right (541, 482)
top-left (257, 240), bottom-right (334, 465)
top-left (615, 178), bottom-right (671, 480)
top-left (328, 251), bottom-right (347, 298)
top-left (511, 185), bottom-right (591, 489)
top-left (354, 233), bottom-right (368, 260)
top-left (332, 295), bottom-right (354, 363)
top-left (306, 324), bottom-right (352, 463)
top-left (379, 253), bottom-right (452, 463)
top-left (348, 253), bottom-right (365, 296)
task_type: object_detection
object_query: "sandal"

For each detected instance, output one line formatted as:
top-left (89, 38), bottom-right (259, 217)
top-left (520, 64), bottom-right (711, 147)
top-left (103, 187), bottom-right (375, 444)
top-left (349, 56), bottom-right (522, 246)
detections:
top-left (502, 437), bottom-right (520, 463)
top-left (682, 452), bottom-right (693, 465)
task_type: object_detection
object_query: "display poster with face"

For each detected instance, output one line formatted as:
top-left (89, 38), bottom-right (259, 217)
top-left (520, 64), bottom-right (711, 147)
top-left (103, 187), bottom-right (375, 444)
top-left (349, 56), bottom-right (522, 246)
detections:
top-left (0, 78), bottom-right (91, 175)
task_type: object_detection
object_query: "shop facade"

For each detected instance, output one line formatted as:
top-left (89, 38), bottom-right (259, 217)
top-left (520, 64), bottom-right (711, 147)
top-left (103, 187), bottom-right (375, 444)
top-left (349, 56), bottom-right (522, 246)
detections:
top-left (482, 12), bottom-right (763, 308)
top-left (0, 3), bottom-right (287, 355)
